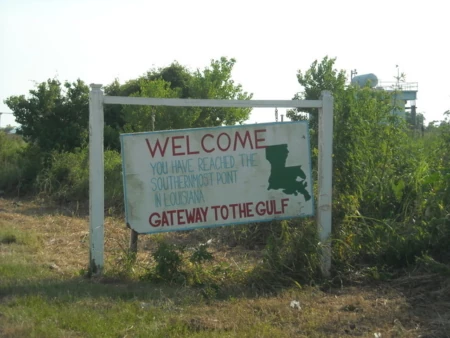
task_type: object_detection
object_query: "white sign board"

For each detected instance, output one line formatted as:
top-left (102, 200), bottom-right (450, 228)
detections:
top-left (120, 122), bottom-right (313, 234)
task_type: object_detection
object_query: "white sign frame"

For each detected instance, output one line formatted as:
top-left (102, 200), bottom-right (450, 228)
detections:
top-left (88, 85), bottom-right (333, 276)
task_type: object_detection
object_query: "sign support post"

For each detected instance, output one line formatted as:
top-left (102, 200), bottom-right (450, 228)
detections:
top-left (129, 229), bottom-right (138, 258)
top-left (318, 90), bottom-right (333, 276)
top-left (88, 84), bottom-right (105, 275)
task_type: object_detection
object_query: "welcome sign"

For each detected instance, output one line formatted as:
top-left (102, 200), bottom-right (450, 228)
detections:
top-left (120, 122), bottom-right (313, 234)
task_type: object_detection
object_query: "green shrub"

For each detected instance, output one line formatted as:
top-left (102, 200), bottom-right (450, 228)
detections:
top-left (333, 119), bottom-right (450, 271)
top-left (35, 147), bottom-right (123, 208)
top-left (0, 132), bottom-right (43, 195)
top-left (151, 241), bottom-right (185, 283)
top-left (190, 244), bottom-right (214, 264)
top-left (0, 132), bottom-right (25, 192)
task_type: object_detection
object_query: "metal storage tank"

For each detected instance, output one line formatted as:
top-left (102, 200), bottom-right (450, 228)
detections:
top-left (351, 73), bottom-right (379, 88)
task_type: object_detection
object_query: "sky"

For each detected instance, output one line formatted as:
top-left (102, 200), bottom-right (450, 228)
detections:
top-left (1, 0), bottom-right (449, 128)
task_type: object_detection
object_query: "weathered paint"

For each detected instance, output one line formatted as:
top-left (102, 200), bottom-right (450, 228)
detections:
top-left (120, 122), bottom-right (314, 234)
top-left (88, 84), bottom-right (104, 275)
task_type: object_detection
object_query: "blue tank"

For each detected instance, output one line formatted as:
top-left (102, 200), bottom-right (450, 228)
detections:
top-left (351, 73), bottom-right (378, 88)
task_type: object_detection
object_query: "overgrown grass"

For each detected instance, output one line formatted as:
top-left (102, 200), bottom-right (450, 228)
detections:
top-left (3, 198), bottom-right (447, 337)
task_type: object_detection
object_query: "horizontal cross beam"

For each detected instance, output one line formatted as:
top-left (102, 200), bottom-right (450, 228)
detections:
top-left (103, 96), bottom-right (322, 108)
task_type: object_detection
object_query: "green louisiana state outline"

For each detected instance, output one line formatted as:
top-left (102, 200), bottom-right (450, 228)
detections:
top-left (265, 144), bottom-right (311, 201)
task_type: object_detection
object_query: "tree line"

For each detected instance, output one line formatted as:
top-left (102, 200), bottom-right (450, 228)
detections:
top-left (5, 57), bottom-right (252, 153)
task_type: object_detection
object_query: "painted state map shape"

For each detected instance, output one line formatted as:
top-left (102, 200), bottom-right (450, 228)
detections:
top-left (265, 144), bottom-right (311, 201)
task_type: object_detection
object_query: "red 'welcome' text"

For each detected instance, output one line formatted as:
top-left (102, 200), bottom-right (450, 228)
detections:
top-left (145, 129), bottom-right (266, 158)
